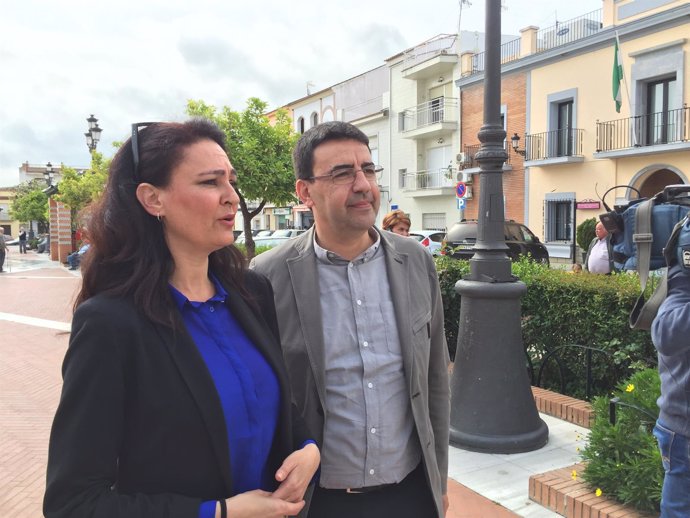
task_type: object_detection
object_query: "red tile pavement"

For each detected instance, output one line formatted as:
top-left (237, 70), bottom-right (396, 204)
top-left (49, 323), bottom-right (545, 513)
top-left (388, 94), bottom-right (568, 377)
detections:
top-left (0, 265), bottom-right (519, 518)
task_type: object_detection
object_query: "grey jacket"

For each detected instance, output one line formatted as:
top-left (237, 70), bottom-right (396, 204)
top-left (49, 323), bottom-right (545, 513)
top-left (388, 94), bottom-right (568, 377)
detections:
top-left (652, 263), bottom-right (690, 437)
top-left (251, 227), bottom-right (450, 518)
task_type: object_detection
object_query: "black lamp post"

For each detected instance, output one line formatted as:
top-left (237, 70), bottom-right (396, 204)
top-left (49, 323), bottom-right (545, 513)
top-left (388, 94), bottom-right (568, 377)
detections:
top-left (85, 114), bottom-right (102, 152)
top-left (449, 0), bottom-right (548, 453)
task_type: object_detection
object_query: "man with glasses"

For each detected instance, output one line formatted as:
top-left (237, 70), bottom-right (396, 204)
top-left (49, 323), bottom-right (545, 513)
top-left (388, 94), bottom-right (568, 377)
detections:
top-left (251, 121), bottom-right (449, 518)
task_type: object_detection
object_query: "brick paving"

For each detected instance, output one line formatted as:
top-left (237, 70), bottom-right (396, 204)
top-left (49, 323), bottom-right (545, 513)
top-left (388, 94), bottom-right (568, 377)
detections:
top-left (1, 255), bottom-right (78, 518)
top-left (0, 255), bottom-right (520, 518)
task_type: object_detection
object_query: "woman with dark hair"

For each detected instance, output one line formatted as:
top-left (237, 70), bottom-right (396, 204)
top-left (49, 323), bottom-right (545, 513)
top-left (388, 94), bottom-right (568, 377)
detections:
top-left (44, 120), bottom-right (319, 518)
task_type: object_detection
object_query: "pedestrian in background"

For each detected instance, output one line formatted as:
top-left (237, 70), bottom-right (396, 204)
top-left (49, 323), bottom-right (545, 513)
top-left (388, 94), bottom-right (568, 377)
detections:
top-left (44, 119), bottom-right (319, 518)
top-left (382, 209), bottom-right (411, 237)
top-left (18, 227), bottom-right (27, 254)
top-left (651, 215), bottom-right (690, 518)
top-left (0, 228), bottom-right (7, 272)
top-left (584, 221), bottom-right (614, 274)
top-left (252, 121), bottom-right (449, 518)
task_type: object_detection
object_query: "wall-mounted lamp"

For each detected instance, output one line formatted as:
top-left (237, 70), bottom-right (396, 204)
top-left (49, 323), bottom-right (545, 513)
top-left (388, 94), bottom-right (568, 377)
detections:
top-left (511, 133), bottom-right (526, 156)
top-left (43, 162), bottom-right (54, 186)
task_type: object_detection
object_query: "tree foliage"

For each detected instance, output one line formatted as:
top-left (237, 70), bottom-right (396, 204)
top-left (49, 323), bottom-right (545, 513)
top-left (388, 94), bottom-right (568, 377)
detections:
top-left (576, 217), bottom-right (597, 252)
top-left (54, 151), bottom-right (110, 227)
top-left (186, 97), bottom-right (298, 258)
top-left (9, 180), bottom-right (49, 232)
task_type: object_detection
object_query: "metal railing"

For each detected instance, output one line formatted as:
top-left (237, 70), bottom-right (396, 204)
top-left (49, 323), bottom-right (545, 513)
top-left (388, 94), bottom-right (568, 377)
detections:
top-left (400, 97), bottom-right (458, 132)
top-left (596, 105), bottom-right (690, 152)
top-left (471, 37), bottom-right (521, 74)
top-left (528, 344), bottom-right (607, 401)
top-left (524, 128), bottom-right (584, 161)
top-left (466, 9), bottom-right (602, 77)
top-left (461, 142), bottom-right (512, 169)
top-left (401, 168), bottom-right (456, 191)
top-left (536, 10), bottom-right (603, 52)
top-left (402, 34), bottom-right (457, 71)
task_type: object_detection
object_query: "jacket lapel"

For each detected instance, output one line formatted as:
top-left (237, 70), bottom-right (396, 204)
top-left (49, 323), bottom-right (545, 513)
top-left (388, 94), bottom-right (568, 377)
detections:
top-left (154, 321), bottom-right (234, 495)
top-left (286, 240), bottom-right (328, 409)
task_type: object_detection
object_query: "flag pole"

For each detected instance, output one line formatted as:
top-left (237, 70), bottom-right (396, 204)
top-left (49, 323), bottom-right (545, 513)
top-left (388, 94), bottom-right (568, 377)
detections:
top-left (614, 31), bottom-right (638, 146)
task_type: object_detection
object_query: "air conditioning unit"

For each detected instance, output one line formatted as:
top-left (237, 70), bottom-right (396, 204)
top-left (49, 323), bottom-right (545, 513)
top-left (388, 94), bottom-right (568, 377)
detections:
top-left (455, 171), bottom-right (473, 184)
top-left (456, 152), bottom-right (465, 163)
top-left (464, 186), bottom-right (473, 199)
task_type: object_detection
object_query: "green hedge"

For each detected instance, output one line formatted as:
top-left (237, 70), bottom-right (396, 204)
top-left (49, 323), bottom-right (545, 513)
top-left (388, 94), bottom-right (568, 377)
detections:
top-left (435, 257), bottom-right (657, 398)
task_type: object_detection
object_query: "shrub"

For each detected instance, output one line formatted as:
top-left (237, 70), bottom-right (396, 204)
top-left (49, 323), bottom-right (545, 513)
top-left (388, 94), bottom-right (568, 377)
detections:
top-left (436, 256), bottom-right (657, 397)
top-left (577, 217), bottom-right (597, 252)
top-left (581, 368), bottom-right (663, 513)
top-left (234, 244), bottom-right (274, 257)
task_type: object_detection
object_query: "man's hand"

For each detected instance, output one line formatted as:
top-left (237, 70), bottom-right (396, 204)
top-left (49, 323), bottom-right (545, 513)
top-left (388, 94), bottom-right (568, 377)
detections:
top-left (272, 442), bottom-right (320, 503)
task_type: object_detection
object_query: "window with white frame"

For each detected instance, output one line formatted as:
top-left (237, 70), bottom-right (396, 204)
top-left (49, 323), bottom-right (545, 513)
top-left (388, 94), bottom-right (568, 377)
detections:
top-left (543, 193), bottom-right (574, 242)
top-left (546, 89), bottom-right (577, 158)
top-left (297, 117), bottom-right (305, 134)
top-left (310, 112), bottom-right (318, 127)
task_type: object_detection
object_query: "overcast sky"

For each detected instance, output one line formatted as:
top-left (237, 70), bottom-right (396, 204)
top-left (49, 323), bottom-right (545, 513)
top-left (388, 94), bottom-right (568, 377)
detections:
top-left (0, 0), bottom-right (603, 186)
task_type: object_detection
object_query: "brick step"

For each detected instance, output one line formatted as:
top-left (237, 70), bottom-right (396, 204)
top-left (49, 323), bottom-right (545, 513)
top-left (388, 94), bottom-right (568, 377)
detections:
top-left (531, 386), bottom-right (594, 428)
top-left (529, 463), bottom-right (655, 518)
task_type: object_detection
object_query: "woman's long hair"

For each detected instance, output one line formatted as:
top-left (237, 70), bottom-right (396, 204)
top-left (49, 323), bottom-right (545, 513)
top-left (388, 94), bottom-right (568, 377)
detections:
top-left (76, 119), bottom-right (247, 327)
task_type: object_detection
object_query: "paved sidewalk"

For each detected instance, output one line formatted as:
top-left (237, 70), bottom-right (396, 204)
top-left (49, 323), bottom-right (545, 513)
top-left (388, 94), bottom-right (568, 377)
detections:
top-left (0, 254), bottom-right (586, 518)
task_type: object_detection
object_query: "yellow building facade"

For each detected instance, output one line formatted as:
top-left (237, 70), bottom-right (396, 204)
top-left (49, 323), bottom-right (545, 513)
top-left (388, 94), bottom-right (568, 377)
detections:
top-left (525, 0), bottom-right (689, 261)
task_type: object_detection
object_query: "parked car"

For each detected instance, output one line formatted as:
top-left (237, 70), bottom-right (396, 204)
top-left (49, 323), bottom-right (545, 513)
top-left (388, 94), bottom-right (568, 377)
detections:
top-left (271, 229), bottom-right (306, 238)
top-left (409, 230), bottom-right (445, 255)
top-left (3, 234), bottom-right (15, 243)
top-left (252, 236), bottom-right (291, 250)
top-left (254, 230), bottom-right (274, 238)
top-left (442, 220), bottom-right (550, 265)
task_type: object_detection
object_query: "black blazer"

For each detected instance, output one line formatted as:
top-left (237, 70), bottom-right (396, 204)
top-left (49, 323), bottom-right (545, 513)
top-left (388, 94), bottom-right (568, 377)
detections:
top-left (44, 271), bottom-right (311, 518)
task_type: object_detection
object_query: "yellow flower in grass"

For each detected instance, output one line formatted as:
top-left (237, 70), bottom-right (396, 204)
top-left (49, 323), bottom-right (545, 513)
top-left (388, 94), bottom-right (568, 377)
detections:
top-left (625, 384), bottom-right (635, 393)
top-left (595, 488), bottom-right (603, 497)
top-left (571, 470), bottom-right (578, 480)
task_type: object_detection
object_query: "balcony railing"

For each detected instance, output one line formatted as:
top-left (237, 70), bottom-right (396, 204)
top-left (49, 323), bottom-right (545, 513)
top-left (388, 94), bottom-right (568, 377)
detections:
top-left (402, 34), bottom-right (457, 71)
top-left (596, 106), bottom-right (690, 152)
top-left (400, 97), bottom-right (458, 133)
top-left (401, 168), bottom-right (456, 191)
top-left (461, 142), bottom-right (512, 169)
top-left (524, 128), bottom-right (584, 161)
top-left (471, 37), bottom-right (521, 74)
top-left (465, 9), bottom-right (602, 77)
top-left (536, 10), bottom-right (603, 52)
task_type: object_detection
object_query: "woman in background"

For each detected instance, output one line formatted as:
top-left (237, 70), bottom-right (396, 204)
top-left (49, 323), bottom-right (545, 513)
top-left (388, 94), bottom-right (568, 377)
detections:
top-left (382, 209), bottom-right (411, 237)
top-left (44, 119), bottom-right (319, 518)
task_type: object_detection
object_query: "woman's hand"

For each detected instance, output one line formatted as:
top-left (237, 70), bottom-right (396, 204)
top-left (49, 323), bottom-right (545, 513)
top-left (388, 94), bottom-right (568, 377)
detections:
top-left (271, 442), bottom-right (320, 503)
top-left (224, 490), bottom-right (304, 518)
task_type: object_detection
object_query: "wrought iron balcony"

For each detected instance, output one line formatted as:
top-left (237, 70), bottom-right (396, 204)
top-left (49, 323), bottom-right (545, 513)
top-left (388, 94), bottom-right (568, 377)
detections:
top-left (523, 128), bottom-right (584, 161)
top-left (401, 168), bottom-right (456, 191)
top-left (400, 97), bottom-right (458, 137)
top-left (596, 106), bottom-right (690, 152)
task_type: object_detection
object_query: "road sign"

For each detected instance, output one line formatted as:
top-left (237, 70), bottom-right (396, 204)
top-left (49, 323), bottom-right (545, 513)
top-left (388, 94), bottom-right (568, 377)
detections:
top-left (456, 181), bottom-right (467, 198)
top-left (457, 198), bottom-right (466, 210)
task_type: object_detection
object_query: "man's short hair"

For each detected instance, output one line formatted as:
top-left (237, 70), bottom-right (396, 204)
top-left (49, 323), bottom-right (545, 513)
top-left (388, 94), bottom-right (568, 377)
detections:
top-left (292, 121), bottom-right (370, 180)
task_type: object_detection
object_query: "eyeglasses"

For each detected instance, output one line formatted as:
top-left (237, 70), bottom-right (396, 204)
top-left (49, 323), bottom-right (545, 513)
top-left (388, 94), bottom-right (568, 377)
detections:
top-left (131, 122), bottom-right (159, 183)
top-left (307, 165), bottom-right (383, 186)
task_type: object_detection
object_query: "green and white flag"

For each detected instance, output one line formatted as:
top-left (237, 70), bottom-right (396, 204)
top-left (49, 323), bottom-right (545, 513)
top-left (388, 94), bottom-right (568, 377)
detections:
top-left (612, 40), bottom-right (623, 113)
